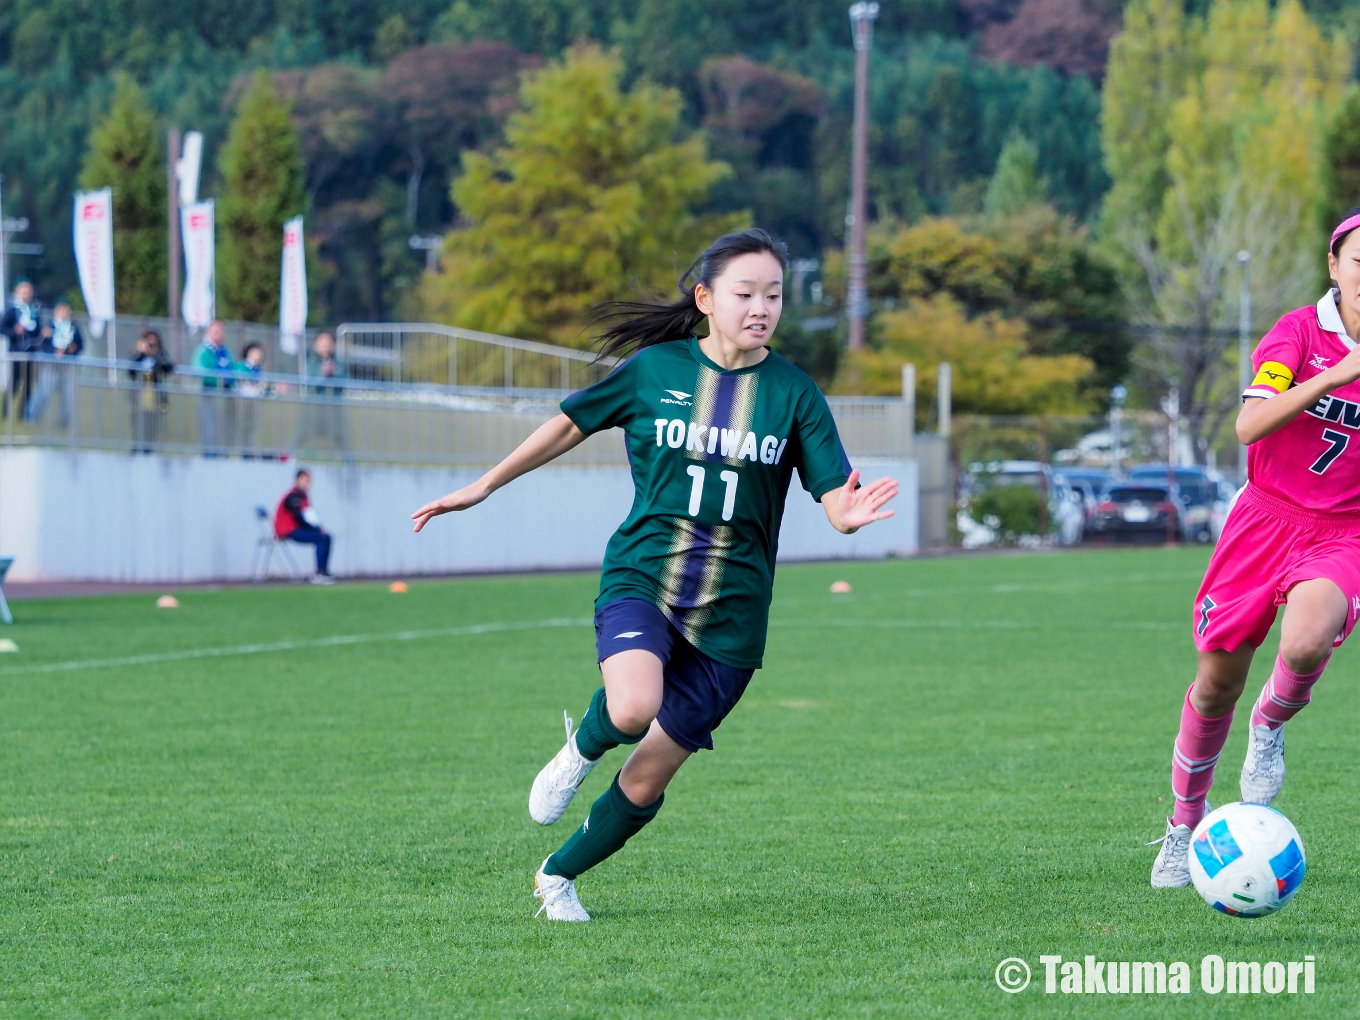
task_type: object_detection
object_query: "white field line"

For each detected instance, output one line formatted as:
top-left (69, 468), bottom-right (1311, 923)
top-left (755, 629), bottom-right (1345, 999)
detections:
top-left (770, 618), bottom-right (1179, 631)
top-left (772, 570), bottom-right (1204, 609)
top-left (0, 617), bottom-right (594, 677)
top-left (3, 569), bottom-right (1197, 677)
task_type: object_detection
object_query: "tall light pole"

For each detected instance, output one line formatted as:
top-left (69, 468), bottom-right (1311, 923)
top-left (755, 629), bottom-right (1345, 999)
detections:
top-left (1110, 383), bottom-right (1127, 479)
top-left (846, 2), bottom-right (878, 350)
top-left (1237, 250), bottom-right (1252, 483)
top-left (408, 234), bottom-right (445, 273)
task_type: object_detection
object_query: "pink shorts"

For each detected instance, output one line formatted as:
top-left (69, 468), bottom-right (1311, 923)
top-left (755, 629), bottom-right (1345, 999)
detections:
top-left (1194, 485), bottom-right (1360, 652)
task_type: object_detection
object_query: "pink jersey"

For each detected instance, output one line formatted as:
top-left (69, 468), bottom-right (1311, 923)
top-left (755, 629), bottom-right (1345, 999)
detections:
top-left (1242, 293), bottom-right (1360, 514)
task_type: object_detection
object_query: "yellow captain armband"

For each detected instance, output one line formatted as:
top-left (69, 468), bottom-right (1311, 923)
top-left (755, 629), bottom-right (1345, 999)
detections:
top-left (1243, 361), bottom-right (1295, 399)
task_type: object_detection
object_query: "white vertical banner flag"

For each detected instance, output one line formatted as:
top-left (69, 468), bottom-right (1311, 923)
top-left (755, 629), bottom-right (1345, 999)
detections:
top-left (181, 200), bottom-right (215, 329)
top-left (73, 189), bottom-right (115, 330)
top-left (278, 216), bottom-right (306, 356)
top-left (176, 131), bottom-right (203, 206)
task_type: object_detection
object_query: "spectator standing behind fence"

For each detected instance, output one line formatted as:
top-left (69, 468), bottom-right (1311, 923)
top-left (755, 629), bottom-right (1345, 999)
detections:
top-left (129, 330), bottom-right (174, 453)
top-left (295, 331), bottom-right (347, 453)
top-left (26, 297), bottom-right (83, 427)
top-left (236, 342), bottom-right (269, 459)
top-left (273, 469), bottom-right (335, 584)
top-left (194, 320), bottom-right (233, 457)
top-left (1, 280), bottom-right (44, 420)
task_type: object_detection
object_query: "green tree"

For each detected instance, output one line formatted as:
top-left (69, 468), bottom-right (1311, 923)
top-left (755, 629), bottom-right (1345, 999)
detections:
top-left (373, 14), bottom-right (415, 62)
top-left (1319, 84), bottom-right (1360, 289)
top-left (983, 133), bottom-right (1045, 216)
top-left (217, 72), bottom-right (306, 324)
top-left (1101, 0), bottom-right (1349, 459)
top-left (419, 44), bottom-right (741, 346)
top-left (79, 77), bottom-right (166, 315)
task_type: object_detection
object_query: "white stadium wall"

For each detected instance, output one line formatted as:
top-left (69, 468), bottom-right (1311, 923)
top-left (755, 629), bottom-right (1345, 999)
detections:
top-left (0, 448), bottom-right (918, 583)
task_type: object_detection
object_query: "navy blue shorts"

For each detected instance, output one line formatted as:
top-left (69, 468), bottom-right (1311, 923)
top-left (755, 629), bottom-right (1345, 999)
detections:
top-left (594, 597), bottom-right (755, 753)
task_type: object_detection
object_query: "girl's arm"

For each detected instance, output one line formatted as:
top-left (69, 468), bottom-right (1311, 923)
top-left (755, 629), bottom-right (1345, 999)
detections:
top-left (412, 413), bottom-right (586, 532)
top-left (1238, 344), bottom-right (1360, 444)
top-left (820, 468), bottom-right (899, 534)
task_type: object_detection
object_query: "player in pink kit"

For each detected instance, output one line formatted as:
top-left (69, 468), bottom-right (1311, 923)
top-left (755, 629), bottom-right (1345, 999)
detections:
top-left (1151, 208), bottom-right (1360, 888)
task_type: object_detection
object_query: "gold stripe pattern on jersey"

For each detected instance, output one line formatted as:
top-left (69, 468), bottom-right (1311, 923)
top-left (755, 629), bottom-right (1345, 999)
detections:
top-left (656, 516), bottom-right (734, 646)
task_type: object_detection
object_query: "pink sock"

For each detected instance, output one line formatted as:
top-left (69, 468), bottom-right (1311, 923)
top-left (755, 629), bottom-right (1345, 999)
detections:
top-left (1171, 685), bottom-right (1234, 829)
top-left (1250, 653), bottom-right (1329, 730)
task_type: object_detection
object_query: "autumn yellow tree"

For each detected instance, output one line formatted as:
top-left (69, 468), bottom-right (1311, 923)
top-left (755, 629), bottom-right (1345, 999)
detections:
top-left (831, 211), bottom-right (1122, 411)
top-left (419, 44), bottom-right (742, 346)
top-left (836, 294), bottom-right (1094, 413)
top-left (1102, 0), bottom-right (1349, 457)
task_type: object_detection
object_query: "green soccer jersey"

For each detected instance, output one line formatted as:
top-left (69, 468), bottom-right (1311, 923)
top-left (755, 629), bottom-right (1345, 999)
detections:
top-left (561, 337), bottom-right (852, 669)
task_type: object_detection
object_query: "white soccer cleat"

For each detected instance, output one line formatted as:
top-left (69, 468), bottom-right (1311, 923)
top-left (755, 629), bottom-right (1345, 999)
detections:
top-left (533, 858), bottom-right (590, 921)
top-left (1148, 818), bottom-right (1193, 888)
top-left (528, 711), bottom-right (599, 825)
top-left (1148, 801), bottom-right (1210, 889)
top-left (1241, 724), bottom-right (1286, 805)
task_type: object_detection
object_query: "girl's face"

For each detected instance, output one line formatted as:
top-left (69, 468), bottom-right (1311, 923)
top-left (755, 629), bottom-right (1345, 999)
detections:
top-left (1329, 232), bottom-right (1360, 311)
top-left (246, 348), bottom-right (263, 367)
top-left (695, 251), bottom-right (784, 352)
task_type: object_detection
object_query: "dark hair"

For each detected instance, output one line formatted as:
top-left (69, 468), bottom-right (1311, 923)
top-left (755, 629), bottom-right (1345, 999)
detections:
top-left (139, 330), bottom-right (162, 347)
top-left (295, 468), bottom-right (310, 480)
top-left (1332, 205), bottom-right (1360, 255)
top-left (242, 341), bottom-right (262, 358)
top-left (592, 228), bottom-right (790, 361)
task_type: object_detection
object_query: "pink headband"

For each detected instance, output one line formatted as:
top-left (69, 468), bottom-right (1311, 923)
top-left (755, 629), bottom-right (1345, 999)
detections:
top-left (1332, 214), bottom-right (1360, 251)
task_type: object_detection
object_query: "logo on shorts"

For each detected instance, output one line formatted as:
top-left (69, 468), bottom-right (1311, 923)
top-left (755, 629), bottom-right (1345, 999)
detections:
top-left (614, 631), bottom-right (643, 639)
top-left (1197, 595), bottom-right (1217, 637)
top-left (661, 389), bottom-right (692, 406)
top-left (1352, 595), bottom-right (1359, 620)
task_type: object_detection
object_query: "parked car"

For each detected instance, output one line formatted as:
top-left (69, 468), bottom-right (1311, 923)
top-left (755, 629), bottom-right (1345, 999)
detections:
top-left (1055, 469), bottom-right (1111, 536)
top-left (1089, 482), bottom-right (1184, 542)
top-left (959, 460), bottom-right (1085, 546)
top-left (1125, 465), bottom-right (1223, 543)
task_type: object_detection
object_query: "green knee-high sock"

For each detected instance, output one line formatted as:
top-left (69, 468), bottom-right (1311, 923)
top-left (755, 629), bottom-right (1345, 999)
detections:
top-left (543, 772), bottom-right (663, 879)
top-left (574, 687), bottom-right (645, 761)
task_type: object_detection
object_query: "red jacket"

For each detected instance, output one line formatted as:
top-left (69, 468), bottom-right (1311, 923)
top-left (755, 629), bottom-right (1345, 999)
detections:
top-left (274, 487), bottom-right (309, 539)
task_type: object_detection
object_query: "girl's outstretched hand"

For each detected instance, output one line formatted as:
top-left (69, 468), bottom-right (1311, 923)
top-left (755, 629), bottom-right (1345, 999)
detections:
top-left (411, 483), bottom-right (490, 533)
top-left (834, 469), bottom-right (898, 532)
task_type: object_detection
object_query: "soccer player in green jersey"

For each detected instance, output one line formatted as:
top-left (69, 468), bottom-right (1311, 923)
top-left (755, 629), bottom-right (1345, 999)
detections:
top-left (412, 229), bottom-right (898, 920)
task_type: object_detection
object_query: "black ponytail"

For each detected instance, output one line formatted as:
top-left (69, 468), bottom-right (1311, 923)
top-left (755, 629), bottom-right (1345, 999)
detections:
top-left (593, 228), bottom-right (790, 362)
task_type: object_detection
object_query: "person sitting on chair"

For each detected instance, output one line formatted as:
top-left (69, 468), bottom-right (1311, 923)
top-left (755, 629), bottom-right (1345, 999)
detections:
top-left (274, 469), bottom-right (334, 584)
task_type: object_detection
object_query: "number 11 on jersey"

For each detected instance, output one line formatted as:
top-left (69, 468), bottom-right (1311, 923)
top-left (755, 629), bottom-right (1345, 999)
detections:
top-left (686, 465), bottom-right (739, 521)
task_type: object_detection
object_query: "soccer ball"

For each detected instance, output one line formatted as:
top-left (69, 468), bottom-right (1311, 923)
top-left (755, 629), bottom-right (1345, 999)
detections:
top-left (1189, 802), bottom-right (1306, 917)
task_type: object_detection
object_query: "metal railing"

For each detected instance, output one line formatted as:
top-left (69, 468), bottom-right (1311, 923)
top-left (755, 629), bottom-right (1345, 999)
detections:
top-left (49, 315), bottom-right (623, 392)
top-left (1, 353), bottom-right (920, 469)
top-left (335, 322), bottom-right (618, 391)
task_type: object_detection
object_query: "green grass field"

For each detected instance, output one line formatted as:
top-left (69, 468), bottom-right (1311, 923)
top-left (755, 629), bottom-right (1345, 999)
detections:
top-left (1, 548), bottom-right (1356, 1017)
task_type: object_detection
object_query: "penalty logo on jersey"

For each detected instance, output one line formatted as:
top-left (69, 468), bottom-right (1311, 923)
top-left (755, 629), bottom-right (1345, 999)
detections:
top-left (1197, 595), bottom-right (1216, 637)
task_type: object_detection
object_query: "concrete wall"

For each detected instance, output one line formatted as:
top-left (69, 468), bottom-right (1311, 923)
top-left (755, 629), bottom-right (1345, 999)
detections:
top-left (0, 448), bottom-right (918, 583)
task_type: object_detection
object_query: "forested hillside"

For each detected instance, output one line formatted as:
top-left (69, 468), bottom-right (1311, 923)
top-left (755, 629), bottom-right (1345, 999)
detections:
top-left (6, 0), bottom-right (1360, 442)
top-left (0, 0), bottom-right (1129, 321)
